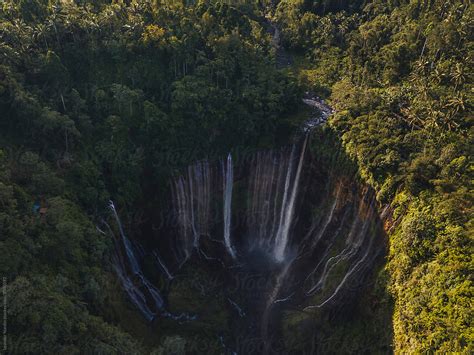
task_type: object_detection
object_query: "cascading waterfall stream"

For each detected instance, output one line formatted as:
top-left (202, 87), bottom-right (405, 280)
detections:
top-left (107, 201), bottom-right (164, 321)
top-left (109, 201), bottom-right (141, 275)
top-left (223, 153), bottom-right (236, 258)
top-left (273, 134), bottom-right (308, 261)
top-left (172, 160), bottom-right (211, 262)
top-left (107, 201), bottom-right (195, 322)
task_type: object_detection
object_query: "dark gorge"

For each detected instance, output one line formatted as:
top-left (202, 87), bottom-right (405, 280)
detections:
top-left (107, 129), bottom-right (390, 354)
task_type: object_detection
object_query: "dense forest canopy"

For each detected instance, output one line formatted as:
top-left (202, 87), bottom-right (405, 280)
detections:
top-left (0, 0), bottom-right (472, 353)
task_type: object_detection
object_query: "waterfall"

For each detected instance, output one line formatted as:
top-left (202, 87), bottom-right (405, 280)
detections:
top-left (273, 135), bottom-right (308, 261)
top-left (304, 195), bottom-right (376, 303)
top-left (107, 201), bottom-right (165, 319)
top-left (271, 145), bottom-right (296, 250)
top-left (109, 201), bottom-right (141, 274)
top-left (152, 250), bottom-right (174, 280)
top-left (105, 92), bottom-right (385, 354)
top-left (108, 201), bottom-right (197, 322)
top-left (112, 264), bottom-right (155, 321)
top-left (170, 136), bottom-right (310, 262)
top-left (106, 142), bottom-right (383, 355)
top-left (240, 136), bottom-right (309, 262)
top-left (146, 135), bottom-right (381, 342)
top-left (172, 160), bottom-right (211, 261)
top-left (223, 153), bottom-right (237, 258)
top-left (173, 177), bottom-right (192, 259)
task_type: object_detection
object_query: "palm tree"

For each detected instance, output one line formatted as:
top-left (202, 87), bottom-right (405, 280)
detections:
top-left (451, 63), bottom-right (465, 90)
top-left (34, 23), bottom-right (49, 50)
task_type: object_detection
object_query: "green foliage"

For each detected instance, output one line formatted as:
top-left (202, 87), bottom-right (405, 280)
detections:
top-left (8, 276), bottom-right (144, 354)
top-left (275, 0), bottom-right (473, 352)
top-left (389, 194), bottom-right (472, 353)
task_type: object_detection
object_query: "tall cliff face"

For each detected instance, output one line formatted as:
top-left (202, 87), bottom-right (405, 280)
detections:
top-left (109, 129), bottom-right (392, 354)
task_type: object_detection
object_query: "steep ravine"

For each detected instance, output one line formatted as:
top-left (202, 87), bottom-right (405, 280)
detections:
top-left (107, 126), bottom-right (392, 354)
